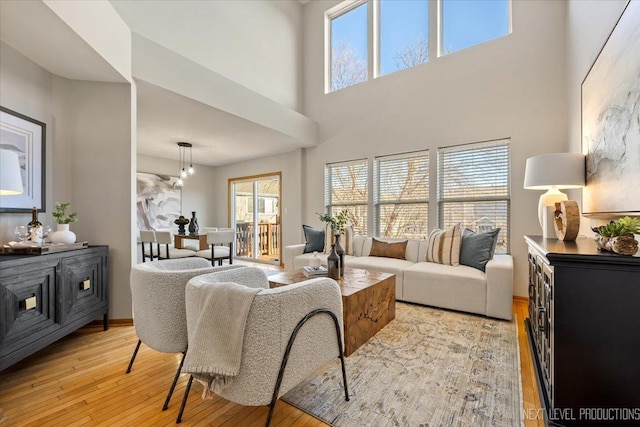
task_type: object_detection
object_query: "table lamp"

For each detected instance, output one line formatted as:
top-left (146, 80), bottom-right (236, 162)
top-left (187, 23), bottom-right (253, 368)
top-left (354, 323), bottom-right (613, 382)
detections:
top-left (524, 153), bottom-right (585, 237)
top-left (0, 149), bottom-right (23, 195)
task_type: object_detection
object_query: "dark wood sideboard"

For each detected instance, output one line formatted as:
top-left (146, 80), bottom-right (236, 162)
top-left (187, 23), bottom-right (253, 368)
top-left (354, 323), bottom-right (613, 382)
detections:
top-left (0, 246), bottom-right (109, 371)
top-left (525, 236), bottom-right (640, 426)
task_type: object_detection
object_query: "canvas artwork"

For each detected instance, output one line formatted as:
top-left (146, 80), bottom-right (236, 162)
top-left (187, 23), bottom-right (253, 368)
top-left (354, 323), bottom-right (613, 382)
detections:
top-left (136, 172), bottom-right (182, 230)
top-left (582, 1), bottom-right (640, 215)
top-left (0, 107), bottom-right (45, 212)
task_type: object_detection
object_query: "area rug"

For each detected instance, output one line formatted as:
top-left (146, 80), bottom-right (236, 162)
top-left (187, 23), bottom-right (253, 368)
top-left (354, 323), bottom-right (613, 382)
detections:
top-left (282, 302), bottom-right (523, 427)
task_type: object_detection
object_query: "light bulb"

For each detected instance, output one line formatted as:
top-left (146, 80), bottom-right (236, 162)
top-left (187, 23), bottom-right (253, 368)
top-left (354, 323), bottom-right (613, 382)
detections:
top-left (180, 169), bottom-right (187, 179)
top-left (176, 178), bottom-right (184, 187)
top-left (188, 165), bottom-right (195, 175)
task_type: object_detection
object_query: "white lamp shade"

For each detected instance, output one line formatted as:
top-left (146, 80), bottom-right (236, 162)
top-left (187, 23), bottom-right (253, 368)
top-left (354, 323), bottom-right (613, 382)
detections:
top-left (0, 149), bottom-right (23, 195)
top-left (523, 153), bottom-right (585, 189)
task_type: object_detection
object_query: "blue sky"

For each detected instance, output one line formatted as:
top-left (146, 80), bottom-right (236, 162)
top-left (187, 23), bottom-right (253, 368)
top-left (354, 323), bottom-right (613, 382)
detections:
top-left (332, 0), bottom-right (509, 78)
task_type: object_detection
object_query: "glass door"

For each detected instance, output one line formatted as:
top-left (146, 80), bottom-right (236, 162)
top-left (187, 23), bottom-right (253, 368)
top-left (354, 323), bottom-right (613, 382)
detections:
top-left (230, 173), bottom-right (281, 264)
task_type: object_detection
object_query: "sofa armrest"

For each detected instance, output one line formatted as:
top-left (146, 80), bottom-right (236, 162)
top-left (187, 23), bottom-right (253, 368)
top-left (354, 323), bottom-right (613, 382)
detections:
top-left (284, 244), bottom-right (306, 272)
top-left (485, 254), bottom-right (514, 320)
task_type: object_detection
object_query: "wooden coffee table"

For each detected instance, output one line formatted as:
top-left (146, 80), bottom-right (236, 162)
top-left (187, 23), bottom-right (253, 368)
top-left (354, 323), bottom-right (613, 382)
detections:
top-left (268, 268), bottom-right (396, 356)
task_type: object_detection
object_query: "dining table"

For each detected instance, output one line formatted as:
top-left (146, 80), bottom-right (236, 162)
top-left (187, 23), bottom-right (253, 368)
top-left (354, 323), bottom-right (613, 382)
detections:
top-left (173, 233), bottom-right (208, 250)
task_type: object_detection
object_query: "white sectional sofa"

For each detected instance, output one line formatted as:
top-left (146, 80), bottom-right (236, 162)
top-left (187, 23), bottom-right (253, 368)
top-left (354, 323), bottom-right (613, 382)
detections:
top-left (284, 236), bottom-right (514, 320)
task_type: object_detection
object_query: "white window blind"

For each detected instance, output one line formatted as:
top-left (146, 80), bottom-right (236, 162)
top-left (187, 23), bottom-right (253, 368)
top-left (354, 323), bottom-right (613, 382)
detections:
top-left (374, 150), bottom-right (429, 238)
top-left (438, 139), bottom-right (510, 253)
top-left (325, 159), bottom-right (369, 235)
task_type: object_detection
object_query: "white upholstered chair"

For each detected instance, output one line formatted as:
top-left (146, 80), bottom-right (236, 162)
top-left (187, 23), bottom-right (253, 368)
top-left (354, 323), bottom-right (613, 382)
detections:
top-left (139, 230), bottom-right (157, 262)
top-left (155, 230), bottom-right (196, 259)
top-left (194, 230), bottom-right (235, 266)
top-left (127, 258), bottom-right (244, 411)
top-left (177, 267), bottom-right (349, 426)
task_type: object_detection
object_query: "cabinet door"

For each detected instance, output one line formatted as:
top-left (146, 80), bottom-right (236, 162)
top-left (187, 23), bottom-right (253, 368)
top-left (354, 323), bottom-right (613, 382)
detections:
top-left (0, 261), bottom-right (58, 359)
top-left (58, 252), bottom-right (107, 326)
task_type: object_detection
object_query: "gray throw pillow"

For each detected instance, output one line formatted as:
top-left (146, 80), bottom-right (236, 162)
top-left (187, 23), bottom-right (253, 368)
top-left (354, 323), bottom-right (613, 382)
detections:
top-left (460, 228), bottom-right (501, 272)
top-left (302, 225), bottom-right (325, 253)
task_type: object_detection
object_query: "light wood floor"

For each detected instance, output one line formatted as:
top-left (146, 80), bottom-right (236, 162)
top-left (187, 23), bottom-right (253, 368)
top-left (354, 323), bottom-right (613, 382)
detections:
top-left (0, 300), bottom-right (543, 427)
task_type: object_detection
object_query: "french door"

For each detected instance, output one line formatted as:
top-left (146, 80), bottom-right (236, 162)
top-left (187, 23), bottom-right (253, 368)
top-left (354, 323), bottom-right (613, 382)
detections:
top-left (229, 173), bottom-right (281, 265)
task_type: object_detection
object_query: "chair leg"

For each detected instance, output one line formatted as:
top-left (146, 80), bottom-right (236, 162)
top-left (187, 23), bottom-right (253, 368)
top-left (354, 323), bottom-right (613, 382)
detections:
top-left (126, 340), bottom-right (141, 373)
top-left (176, 375), bottom-right (194, 424)
top-left (265, 309), bottom-right (348, 427)
top-left (163, 351), bottom-right (187, 411)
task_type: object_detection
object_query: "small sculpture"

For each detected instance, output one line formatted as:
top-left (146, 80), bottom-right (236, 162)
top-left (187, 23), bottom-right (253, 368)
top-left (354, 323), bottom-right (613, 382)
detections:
top-left (174, 215), bottom-right (189, 235)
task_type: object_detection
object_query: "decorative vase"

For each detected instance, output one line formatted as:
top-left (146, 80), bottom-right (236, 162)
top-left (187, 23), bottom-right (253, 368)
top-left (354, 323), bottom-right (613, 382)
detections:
top-left (334, 234), bottom-right (345, 277)
top-left (327, 244), bottom-right (340, 280)
top-left (188, 211), bottom-right (199, 235)
top-left (50, 224), bottom-right (76, 244)
top-left (174, 215), bottom-right (189, 234)
top-left (309, 251), bottom-right (322, 269)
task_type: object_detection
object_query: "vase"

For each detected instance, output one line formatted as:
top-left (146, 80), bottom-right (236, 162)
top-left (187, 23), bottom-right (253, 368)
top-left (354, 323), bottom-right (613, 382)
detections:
top-left (188, 211), bottom-right (199, 235)
top-left (334, 234), bottom-right (345, 277)
top-left (309, 251), bottom-right (322, 269)
top-left (174, 215), bottom-right (189, 234)
top-left (327, 244), bottom-right (340, 280)
top-left (50, 224), bottom-right (76, 244)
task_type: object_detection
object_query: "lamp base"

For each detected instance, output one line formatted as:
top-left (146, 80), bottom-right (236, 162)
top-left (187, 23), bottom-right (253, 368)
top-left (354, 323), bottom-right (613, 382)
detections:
top-left (542, 206), bottom-right (556, 239)
top-left (538, 188), bottom-right (568, 228)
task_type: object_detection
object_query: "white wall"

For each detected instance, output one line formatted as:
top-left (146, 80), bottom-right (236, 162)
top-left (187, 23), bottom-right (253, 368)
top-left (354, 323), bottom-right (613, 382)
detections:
top-left (565, 0), bottom-right (630, 233)
top-left (301, 0), bottom-right (569, 297)
top-left (210, 150), bottom-right (303, 256)
top-left (137, 154), bottom-right (217, 227)
top-left (0, 42), bottom-right (54, 242)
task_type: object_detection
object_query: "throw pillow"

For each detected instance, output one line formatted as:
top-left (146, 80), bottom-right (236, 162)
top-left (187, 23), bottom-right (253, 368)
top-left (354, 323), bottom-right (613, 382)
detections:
top-left (369, 238), bottom-right (407, 259)
top-left (460, 227), bottom-right (501, 272)
top-left (302, 225), bottom-right (325, 254)
top-left (426, 223), bottom-right (462, 266)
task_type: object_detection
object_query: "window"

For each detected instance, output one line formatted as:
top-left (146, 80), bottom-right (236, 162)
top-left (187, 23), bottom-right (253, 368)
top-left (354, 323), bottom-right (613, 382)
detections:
top-left (380, 0), bottom-right (429, 76)
top-left (325, 159), bottom-right (369, 235)
top-left (326, 0), bottom-right (510, 92)
top-left (441, 0), bottom-right (510, 56)
top-left (374, 151), bottom-right (429, 238)
top-left (438, 139), bottom-right (510, 253)
top-left (329, 2), bottom-right (369, 92)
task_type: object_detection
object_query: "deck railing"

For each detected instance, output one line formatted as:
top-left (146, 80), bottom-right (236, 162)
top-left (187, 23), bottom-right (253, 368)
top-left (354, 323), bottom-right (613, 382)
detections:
top-left (235, 222), bottom-right (280, 259)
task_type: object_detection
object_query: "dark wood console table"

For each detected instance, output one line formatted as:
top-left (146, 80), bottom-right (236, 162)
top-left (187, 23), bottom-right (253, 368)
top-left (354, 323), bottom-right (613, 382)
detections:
top-left (525, 236), bottom-right (640, 426)
top-left (0, 246), bottom-right (109, 371)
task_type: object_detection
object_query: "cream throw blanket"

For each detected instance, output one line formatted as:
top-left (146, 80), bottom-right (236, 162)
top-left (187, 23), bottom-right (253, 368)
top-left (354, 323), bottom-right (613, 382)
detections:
top-left (182, 281), bottom-right (261, 398)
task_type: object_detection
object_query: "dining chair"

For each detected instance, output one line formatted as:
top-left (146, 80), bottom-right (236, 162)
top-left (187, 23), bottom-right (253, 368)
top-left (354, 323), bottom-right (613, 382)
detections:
top-left (139, 230), bottom-right (157, 262)
top-left (155, 231), bottom-right (196, 259)
top-left (195, 230), bottom-right (235, 266)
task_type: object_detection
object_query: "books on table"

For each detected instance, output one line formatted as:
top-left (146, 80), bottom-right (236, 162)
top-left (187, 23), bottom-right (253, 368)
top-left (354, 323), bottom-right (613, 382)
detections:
top-left (302, 265), bottom-right (328, 278)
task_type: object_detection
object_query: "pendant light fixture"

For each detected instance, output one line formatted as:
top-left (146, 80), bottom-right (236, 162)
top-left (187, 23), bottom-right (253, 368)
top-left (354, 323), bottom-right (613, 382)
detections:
top-left (176, 142), bottom-right (194, 187)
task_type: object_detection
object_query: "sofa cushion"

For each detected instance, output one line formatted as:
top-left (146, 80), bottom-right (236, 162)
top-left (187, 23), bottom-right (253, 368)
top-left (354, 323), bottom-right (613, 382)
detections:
top-left (426, 223), bottom-right (462, 266)
top-left (353, 236), bottom-right (366, 256)
top-left (302, 225), bottom-right (325, 253)
top-left (347, 256), bottom-right (414, 300)
top-left (460, 228), bottom-right (501, 272)
top-left (323, 224), bottom-right (355, 255)
top-left (369, 238), bottom-right (407, 259)
top-left (403, 262), bottom-right (487, 316)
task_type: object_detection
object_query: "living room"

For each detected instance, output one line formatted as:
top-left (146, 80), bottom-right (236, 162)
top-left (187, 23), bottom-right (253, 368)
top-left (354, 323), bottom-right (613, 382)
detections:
top-left (1, 0), bottom-right (638, 426)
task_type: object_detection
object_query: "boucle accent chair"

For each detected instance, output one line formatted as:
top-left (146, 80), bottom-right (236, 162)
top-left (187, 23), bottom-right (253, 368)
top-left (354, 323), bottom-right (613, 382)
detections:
top-left (127, 258), bottom-right (244, 411)
top-left (178, 267), bottom-right (349, 426)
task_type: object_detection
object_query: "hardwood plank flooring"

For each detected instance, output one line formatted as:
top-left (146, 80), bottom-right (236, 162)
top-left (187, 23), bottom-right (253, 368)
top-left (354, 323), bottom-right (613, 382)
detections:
top-left (0, 300), bottom-right (542, 426)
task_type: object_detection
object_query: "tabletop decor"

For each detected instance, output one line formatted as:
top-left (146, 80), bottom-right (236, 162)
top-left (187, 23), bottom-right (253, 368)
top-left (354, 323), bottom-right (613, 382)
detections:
top-left (50, 202), bottom-right (77, 244)
top-left (174, 215), bottom-right (189, 234)
top-left (592, 216), bottom-right (639, 255)
top-left (0, 107), bottom-right (45, 212)
top-left (319, 210), bottom-right (348, 276)
top-left (188, 211), bottom-right (199, 235)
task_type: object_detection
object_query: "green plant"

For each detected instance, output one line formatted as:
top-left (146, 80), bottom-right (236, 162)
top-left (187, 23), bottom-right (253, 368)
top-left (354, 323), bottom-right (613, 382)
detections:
top-left (592, 216), bottom-right (640, 237)
top-left (318, 209), bottom-right (348, 234)
top-left (52, 202), bottom-right (78, 224)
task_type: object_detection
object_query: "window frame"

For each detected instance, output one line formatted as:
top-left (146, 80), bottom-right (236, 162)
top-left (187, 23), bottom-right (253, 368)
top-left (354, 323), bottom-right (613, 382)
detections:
top-left (373, 150), bottom-right (430, 238)
top-left (437, 138), bottom-right (511, 253)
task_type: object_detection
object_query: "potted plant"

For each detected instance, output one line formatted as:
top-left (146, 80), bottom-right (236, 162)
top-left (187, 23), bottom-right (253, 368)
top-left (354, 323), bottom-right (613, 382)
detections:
top-left (592, 216), bottom-right (639, 255)
top-left (50, 202), bottom-right (78, 244)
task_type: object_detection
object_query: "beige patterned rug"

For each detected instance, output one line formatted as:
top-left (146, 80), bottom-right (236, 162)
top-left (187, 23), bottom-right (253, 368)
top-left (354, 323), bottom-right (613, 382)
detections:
top-left (282, 302), bottom-right (523, 427)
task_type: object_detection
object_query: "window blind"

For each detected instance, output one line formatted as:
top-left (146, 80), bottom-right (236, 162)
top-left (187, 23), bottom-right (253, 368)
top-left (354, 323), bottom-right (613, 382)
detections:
top-left (374, 151), bottom-right (429, 238)
top-left (438, 139), bottom-right (510, 253)
top-left (325, 159), bottom-right (369, 235)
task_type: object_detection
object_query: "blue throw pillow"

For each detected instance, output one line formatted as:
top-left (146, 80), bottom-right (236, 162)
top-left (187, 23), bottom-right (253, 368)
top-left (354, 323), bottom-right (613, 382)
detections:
top-left (302, 225), bottom-right (325, 253)
top-left (459, 228), bottom-right (501, 272)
